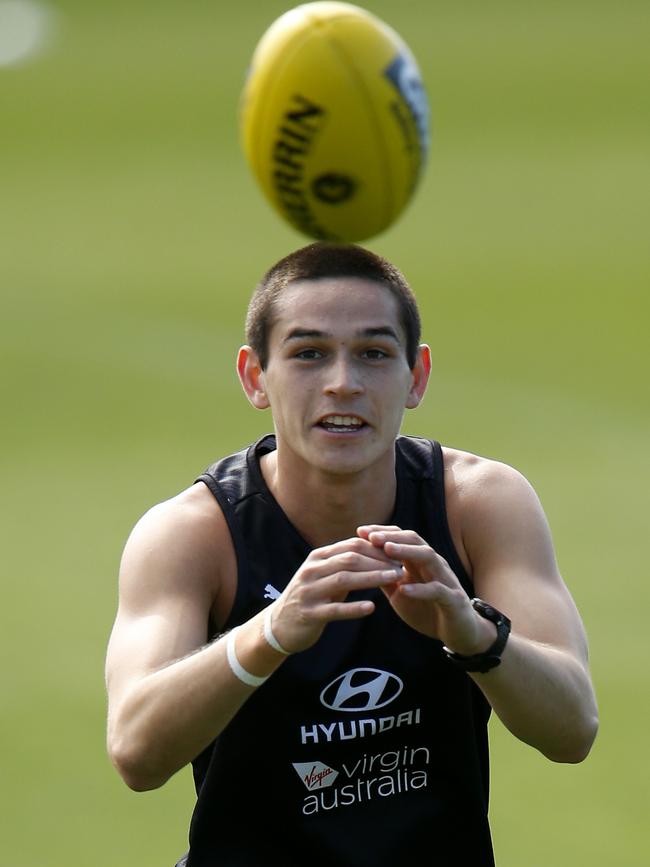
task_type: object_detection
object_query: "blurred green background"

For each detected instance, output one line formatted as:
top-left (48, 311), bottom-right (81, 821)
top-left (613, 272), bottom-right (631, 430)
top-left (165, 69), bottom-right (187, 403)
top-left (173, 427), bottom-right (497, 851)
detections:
top-left (2, 0), bottom-right (648, 864)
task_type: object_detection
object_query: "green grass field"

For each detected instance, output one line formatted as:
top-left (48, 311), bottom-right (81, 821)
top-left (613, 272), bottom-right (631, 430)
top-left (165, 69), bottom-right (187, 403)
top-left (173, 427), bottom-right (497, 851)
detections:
top-left (2, 1), bottom-right (649, 863)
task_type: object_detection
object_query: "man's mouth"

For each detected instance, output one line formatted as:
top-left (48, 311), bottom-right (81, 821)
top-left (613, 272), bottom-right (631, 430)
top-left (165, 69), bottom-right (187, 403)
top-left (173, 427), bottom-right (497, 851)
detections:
top-left (317, 414), bottom-right (367, 433)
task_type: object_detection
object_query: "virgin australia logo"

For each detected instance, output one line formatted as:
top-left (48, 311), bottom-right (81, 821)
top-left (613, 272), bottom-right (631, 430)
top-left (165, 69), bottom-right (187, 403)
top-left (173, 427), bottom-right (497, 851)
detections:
top-left (292, 761), bottom-right (338, 791)
top-left (320, 668), bottom-right (403, 713)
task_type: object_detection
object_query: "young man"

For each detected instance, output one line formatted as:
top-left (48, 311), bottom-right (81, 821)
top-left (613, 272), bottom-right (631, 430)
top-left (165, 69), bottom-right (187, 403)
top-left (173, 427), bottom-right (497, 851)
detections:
top-left (105, 243), bottom-right (598, 866)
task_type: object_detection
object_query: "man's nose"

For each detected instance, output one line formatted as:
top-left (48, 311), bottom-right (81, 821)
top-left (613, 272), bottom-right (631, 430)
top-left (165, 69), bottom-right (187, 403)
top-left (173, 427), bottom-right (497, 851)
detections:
top-left (324, 355), bottom-right (364, 396)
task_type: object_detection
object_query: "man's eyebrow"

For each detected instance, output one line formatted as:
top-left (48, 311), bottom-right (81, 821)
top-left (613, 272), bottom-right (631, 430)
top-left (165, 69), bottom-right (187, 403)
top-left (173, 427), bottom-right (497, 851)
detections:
top-left (359, 326), bottom-right (401, 342)
top-left (283, 328), bottom-right (331, 343)
top-left (282, 326), bottom-right (401, 343)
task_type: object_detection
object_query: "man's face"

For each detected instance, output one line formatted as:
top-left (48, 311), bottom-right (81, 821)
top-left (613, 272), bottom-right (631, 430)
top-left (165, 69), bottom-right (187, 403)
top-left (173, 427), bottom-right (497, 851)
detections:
top-left (249, 276), bottom-right (429, 477)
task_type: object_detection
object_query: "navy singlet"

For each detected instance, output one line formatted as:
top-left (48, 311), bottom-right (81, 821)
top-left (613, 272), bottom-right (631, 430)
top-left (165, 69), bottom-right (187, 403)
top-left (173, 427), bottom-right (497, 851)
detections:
top-left (177, 434), bottom-right (494, 867)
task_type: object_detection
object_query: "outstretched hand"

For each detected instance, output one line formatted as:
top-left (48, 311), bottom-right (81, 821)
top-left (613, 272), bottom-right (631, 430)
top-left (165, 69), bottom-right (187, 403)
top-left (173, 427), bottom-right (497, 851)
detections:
top-left (269, 536), bottom-right (405, 655)
top-left (356, 525), bottom-right (496, 656)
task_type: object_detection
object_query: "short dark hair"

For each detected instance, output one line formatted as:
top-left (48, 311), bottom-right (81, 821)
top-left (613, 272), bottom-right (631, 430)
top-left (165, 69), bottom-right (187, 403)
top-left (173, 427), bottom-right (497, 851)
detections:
top-left (246, 242), bottom-right (421, 369)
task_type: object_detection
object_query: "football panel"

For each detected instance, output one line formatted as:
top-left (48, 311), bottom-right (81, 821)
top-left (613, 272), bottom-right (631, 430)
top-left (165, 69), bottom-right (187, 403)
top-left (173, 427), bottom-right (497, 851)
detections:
top-left (241, 9), bottom-right (395, 240)
top-left (240, 3), bottom-right (429, 241)
top-left (331, 20), bottom-right (429, 217)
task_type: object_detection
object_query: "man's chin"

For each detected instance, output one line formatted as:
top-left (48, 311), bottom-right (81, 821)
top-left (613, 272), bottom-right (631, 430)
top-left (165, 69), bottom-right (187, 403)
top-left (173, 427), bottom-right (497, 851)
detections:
top-left (307, 442), bottom-right (384, 478)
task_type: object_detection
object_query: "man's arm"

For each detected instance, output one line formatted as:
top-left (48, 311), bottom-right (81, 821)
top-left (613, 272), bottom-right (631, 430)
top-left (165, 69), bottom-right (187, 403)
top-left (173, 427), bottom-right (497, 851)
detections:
top-left (358, 458), bottom-right (599, 764)
top-left (104, 487), bottom-right (278, 791)
top-left (106, 487), bottom-right (402, 791)
top-left (460, 458), bottom-right (598, 762)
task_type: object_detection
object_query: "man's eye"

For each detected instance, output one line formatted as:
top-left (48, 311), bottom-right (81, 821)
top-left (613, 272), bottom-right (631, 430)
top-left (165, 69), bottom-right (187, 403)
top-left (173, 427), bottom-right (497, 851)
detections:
top-left (363, 348), bottom-right (389, 359)
top-left (294, 348), bottom-right (323, 360)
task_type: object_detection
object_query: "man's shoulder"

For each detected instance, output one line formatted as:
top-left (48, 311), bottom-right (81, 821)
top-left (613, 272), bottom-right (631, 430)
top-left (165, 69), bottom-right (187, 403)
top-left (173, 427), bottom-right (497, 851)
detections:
top-left (397, 436), bottom-right (527, 495)
top-left (441, 444), bottom-right (521, 479)
top-left (119, 481), bottom-right (234, 616)
top-left (127, 482), bottom-right (228, 555)
top-left (163, 481), bottom-right (225, 519)
top-left (439, 444), bottom-right (540, 516)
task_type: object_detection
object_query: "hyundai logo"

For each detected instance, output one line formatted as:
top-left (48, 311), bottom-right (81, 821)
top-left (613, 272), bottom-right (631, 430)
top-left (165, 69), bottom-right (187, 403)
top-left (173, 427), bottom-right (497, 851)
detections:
top-left (320, 668), bottom-right (403, 712)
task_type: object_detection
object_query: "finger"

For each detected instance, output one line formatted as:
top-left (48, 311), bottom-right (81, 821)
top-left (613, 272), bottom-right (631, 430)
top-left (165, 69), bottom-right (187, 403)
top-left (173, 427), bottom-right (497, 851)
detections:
top-left (323, 567), bottom-right (404, 594)
top-left (312, 536), bottom-right (400, 564)
top-left (383, 540), bottom-right (445, 566)
top-left (357, 524), bottom-right (403, 540)
top-left (383, 542), bottom-right (456, 586)
top-left (317, 550), bottom-right (404, 577)
top-left (368, 529), bottom-right (425, 547)
top-left (358, 525), bottom-right (418, 549)
top-left (334, 550), bottom-right (404, 573)
top-left (311, 598), bottom-right (377, 621)
top-left (398, 580), bottom-right (461, 605)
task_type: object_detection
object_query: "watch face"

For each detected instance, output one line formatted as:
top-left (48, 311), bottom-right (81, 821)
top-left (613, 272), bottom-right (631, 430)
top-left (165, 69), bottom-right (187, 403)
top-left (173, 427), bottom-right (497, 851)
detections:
top-left (445, 599), bottom-right (511, 671)
top-left (472, 598), bottom-right (511, 628)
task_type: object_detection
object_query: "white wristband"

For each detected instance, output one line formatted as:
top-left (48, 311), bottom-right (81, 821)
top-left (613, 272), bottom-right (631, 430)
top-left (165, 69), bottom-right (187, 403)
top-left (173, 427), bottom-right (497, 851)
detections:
top-left (263, 606), bottom-right (291, 655)
top-left (226, 627), bottom-right (269, 688)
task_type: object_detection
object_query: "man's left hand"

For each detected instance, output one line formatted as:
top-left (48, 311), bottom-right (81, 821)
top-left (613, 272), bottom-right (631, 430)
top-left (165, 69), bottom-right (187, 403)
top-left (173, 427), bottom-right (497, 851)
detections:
top-left (356, 525), bottom-right (496, 656)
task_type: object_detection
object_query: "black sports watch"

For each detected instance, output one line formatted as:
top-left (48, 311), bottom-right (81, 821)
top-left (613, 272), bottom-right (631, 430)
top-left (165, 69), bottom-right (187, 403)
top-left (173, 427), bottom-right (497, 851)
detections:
top-left (443, 598), bottom-right (511, 673)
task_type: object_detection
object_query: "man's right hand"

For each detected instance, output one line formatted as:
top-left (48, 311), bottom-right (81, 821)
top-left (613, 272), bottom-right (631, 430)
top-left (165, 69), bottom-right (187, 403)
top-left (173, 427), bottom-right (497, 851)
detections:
top-left (268, 537), bottom-right (404, 654)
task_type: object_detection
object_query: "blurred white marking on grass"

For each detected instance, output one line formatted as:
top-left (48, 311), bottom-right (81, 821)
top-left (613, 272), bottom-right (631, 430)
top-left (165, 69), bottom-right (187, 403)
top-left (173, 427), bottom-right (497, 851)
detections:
top-left (0, 0), bottom-right (56, 68)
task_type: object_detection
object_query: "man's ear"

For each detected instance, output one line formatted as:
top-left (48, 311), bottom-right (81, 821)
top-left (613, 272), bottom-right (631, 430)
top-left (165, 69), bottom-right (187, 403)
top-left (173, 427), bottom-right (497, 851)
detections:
top-left (237, 345), bottom-right (270, 409)
top-left (405, 344), bottom-right (432, 409)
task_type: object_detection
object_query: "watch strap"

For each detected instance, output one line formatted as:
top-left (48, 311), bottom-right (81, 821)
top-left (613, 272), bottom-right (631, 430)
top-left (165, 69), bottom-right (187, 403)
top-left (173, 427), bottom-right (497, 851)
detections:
top-left (444, 598), bottom-right (511, 673)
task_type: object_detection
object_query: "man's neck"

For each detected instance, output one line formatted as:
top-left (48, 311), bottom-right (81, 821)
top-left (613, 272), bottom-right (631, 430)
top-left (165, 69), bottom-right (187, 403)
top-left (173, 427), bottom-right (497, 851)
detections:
top-left (259, 446), bottom-right (397, 548)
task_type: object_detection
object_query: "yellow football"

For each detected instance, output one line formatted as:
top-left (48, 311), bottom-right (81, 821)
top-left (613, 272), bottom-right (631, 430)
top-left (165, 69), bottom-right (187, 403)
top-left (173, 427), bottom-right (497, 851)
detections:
top-left (240, 1), bottom-right (430, 243)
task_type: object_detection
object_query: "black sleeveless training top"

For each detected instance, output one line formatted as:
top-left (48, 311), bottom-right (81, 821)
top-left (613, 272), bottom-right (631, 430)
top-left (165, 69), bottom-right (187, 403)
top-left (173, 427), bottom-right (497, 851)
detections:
top-left (179, 434), bottom-right (494, 867)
